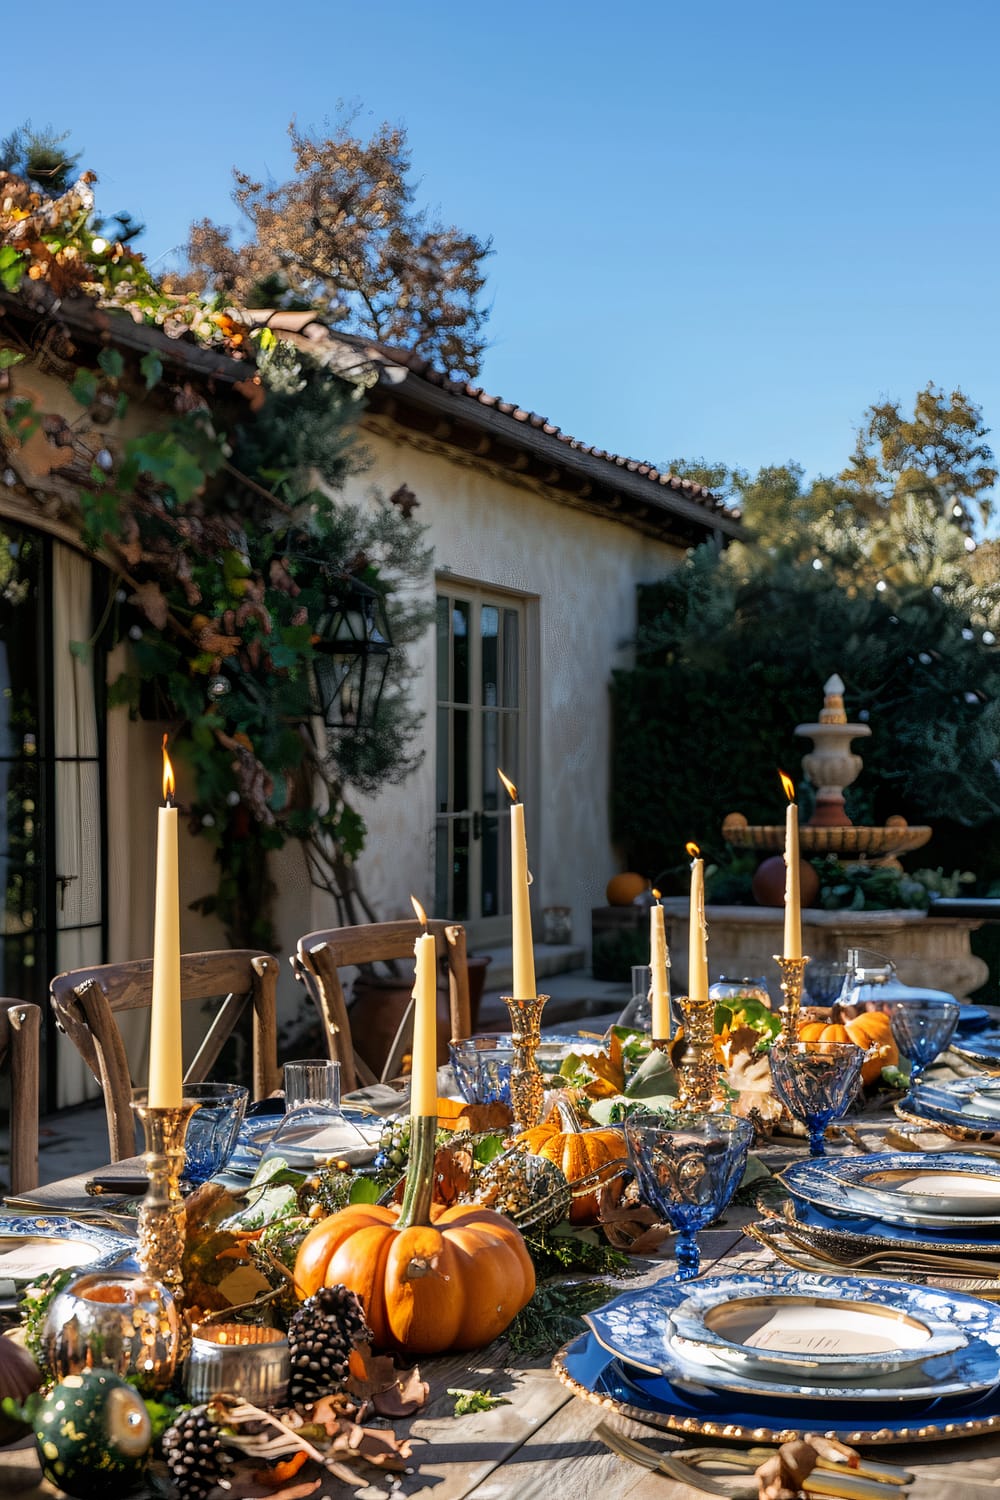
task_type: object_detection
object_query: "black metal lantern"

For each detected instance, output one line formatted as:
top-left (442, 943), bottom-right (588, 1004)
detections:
top-left (312, 576), bottom-right (392, 732)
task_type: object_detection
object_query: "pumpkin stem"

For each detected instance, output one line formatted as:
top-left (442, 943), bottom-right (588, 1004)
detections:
top-left (396, 1113), bottom-right (437, 1229)
top-left (554, 1098), bottom-right (583, 1135)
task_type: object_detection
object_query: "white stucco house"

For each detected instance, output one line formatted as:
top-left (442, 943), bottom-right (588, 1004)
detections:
top-left (0, 293), bottom-right (741, 1106)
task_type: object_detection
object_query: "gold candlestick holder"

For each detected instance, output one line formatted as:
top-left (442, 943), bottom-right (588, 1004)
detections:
top-left (773, 955), bottom-right (809, 1042)
top-left (131, 1091), bottom-right (199, 1300)
top-left (502, 994), bottom-right (549, 1130)
top-left (675, 994), bottom-right (723, 1113)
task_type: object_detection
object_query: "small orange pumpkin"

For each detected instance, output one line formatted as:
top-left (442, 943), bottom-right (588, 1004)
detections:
top-left (294, 1117), bottom-right (535, 1354)
top-left (514, 1100), bottom-right (625, 1223)
top-left (605, 872), bottom-right (650, 906)
top-left (798, 1010), bottom-right (898, 1085)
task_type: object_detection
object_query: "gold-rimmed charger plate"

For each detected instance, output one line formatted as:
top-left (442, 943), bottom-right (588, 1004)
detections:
top-left (553, 1333), bottom-right (1000, 1446)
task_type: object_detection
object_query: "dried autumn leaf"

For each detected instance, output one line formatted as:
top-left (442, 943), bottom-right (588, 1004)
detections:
top-left (345, 1344), bottom-right (399, 1401)
top-left (370, 1363), bottom-right (428, 1418)
top-left (252, 1451), bottom-right (308, 1486)
top-left (725, 1049), bottom-right (783, 1123)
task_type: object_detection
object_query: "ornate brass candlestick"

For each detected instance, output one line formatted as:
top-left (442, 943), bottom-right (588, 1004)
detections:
top-left (774, 955), bottom-right (809, 1042)
top-left (675, 994), bottom-right (723, 1112)
top-left (131, 1091), bottom-right (198, 1299)
top-left (502, 994), bottom-right (549, 1130)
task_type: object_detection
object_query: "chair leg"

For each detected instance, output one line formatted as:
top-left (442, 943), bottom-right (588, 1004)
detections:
top-left (9, 1004), bottom-right (40, 1194)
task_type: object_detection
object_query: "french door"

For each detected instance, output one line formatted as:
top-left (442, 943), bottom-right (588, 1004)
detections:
top-left (434, 584), bottom-right (532, 943)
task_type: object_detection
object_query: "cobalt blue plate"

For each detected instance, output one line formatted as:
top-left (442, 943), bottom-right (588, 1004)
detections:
top-left (898, 1076), bottom-right (1000, 1135)
top-left (554, 1330), bottom-right (1000, 1444)
top-left (951, 1029), bottom-right (1000, 1067)
top-left (781, 1152), bottom-right (1000, 1229)
top-left (958, 1004), bottom-right (992, 1034)
top-left (758, 1182), bottom-right (1000, 1255)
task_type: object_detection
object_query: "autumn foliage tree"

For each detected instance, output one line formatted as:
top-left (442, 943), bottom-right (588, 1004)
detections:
top-left (183, 117), bottom-right (492, 379)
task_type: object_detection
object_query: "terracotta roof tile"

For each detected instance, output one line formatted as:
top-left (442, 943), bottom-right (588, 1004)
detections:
top-left (247, 313), bottom-right (741, 525)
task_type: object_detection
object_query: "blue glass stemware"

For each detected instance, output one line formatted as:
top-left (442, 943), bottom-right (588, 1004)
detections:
top-left (622, 1112), bottom-right (753, 1280)
top-left (887, 998), bottom-right (961, 1085)
top-left (769, 1041), bottom-right (864, 1157)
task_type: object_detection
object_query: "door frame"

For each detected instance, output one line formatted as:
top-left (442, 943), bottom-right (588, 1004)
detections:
top-left (434, 574), bottom-right (540, 949)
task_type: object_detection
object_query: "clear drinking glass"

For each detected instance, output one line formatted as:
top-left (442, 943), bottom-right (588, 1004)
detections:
top-left (617, 965), bottom-right (653, 1031)
top-left (260, 1059), bottom-right (355, 1170)
top-left (622, 1112), bottom-right (753, 1280)
top-left (769, 1040), bottom-right (865, 1156)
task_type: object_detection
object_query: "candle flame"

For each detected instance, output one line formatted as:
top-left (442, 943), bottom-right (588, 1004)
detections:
top-left (685, 841), bottom-right (700, 859)
top-left (652, 887), bottom-right (661, 900)
top-left (779, 769), bottom-right (795, 802)
top-left (161, 735), bottom-right (175, 803)
top-left (410, 894), bottom-right (428, 928)
top-left (497, 767), bottom-right (517, 803)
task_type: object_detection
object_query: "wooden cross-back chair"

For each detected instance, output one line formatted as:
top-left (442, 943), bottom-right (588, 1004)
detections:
top-left (50, 950), bottom-right (280, 1162)
top-left (291, 920), bottom-right (471, 1095)
top-left (0, 999), bottom-right (41, 1194)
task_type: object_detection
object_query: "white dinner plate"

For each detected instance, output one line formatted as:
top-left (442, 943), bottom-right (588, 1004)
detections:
top-left (669, 1282), bottom-right (966, 1378)
top-left (781, 1153), bottom-right (1000, 1230)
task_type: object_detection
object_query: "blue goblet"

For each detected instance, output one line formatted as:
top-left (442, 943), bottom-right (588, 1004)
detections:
top-left (622, 1112), bottom-right (753, 1280)
top-left (769, 1041), bottom-right (864, 1157)
top-left (887, 998), bottom-right (960, 1085)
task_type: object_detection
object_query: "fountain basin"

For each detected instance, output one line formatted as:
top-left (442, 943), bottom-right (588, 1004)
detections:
top-left (722, 813), bottom-right (932, 862)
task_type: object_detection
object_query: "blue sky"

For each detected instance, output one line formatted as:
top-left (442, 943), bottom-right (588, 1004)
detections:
top-left (5, 0), bottom-right (999, 498)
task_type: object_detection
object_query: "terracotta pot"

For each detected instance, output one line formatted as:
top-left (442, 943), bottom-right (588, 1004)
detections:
top-left (752, 854), bottom-right (820, 909)
top-left (350, 955), bottom-right (493, 1075)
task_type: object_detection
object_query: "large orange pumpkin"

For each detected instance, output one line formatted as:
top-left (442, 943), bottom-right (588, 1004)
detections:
top-left (514, 1099), bottom-right (625, 1223)
top-left (293, 1117), bottom-right (535, 1354)
top-left (798, 1010), bottom-right (898, 1085)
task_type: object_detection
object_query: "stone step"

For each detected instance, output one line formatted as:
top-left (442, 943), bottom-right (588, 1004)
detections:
top-left (474, 943), bottom-right (587, 994)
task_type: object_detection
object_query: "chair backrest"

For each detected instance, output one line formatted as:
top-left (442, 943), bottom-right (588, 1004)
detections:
top-left (50, 950), bottom-right (279, 1162)
top-left (291, 920), bottom-right (471, 1095)
top-left (0, 999), bottom-right (41, 1194)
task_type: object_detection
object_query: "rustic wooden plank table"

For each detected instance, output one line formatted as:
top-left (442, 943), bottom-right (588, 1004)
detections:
top-left (7, 1102), bottom-right (1000, 1497)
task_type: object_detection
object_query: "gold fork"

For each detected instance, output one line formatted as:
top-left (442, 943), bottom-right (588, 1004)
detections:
top-left (745, 1223), bottom-right (1000, 1297)
top-left (596, 1423), bottom-right (911, 1498)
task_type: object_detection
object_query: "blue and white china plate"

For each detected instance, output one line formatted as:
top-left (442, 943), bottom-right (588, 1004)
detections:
top-left (781, 1153), bottom-right (1000, 1228)
top-left (897, 1076), bottom-right (1000, 1135)
top-left (756, 1185), bottom-right (1000, 1255)
top-left (951, 1029), bottom-right (1000, 1068)
top-left (584, 1274), bottom-right (999, 1402)
top-left (668, 1273), bottom-right (966, 1379)
top-left (0, 1215), bottom-right (132, 1282)
top-left (554, 1330), bottom-right (1000, 1445)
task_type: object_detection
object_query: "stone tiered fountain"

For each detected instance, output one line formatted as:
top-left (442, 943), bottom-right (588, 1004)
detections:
top-left (721, 674), bottom-right (931, 863)
top-left (659, 674), bottom-right (986, 998)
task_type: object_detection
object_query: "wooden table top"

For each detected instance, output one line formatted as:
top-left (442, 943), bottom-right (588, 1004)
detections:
top-left (7, 1107), bottom-right (1000, 1498)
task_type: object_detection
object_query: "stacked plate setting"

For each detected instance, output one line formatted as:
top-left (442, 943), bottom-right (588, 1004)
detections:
top-left (556, 1267), bottom-right (1000, 1443)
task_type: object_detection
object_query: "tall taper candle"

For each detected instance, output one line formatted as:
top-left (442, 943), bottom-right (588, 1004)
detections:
top-left (409, 896), bottom-right (438, 1116)
top-left (780, 770), bottom-right (802, 960)
top-left (685, 842), bottom-right (709, 1003)
top-left (498, 769), bottom-right (536, 1000)
top-left (650, 894), bottom-right (671, 1039)
top-left (148, 737), bottom-right (183, 1109)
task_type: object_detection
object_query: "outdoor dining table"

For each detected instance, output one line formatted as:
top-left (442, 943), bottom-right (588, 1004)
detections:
top-left (7, 1084), bottom-right (1000, 1497)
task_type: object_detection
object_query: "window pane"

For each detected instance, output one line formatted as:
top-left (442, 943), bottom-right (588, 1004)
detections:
top-left (452, 817), bottom-right (470, 919)
top-left (480, 812), bottom-right (499, 918)
top-left (502, 609), bottom-right (519, 707)
top-left (436, 706), bottom-right (449, 813)
top-left (481, 708), bottom-right (499, 812)
top-left (481, 605), bottom-right (498, 707)
top-left (499, 713), bottom-right (519, 786)
top-left (435, 595), bottom-right (450, 700)
top-left (452, 601), bottom-right (469, 704)
top-left (434, 822), bottom-right (449, 917)
top-left (453, 709), bottom-right (469, 813)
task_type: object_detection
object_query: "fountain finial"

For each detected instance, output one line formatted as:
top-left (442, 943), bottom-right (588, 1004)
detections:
top-left (818, 673), bottom-right (847, 725)
top-left (795, 672), bottom-right (869, 827)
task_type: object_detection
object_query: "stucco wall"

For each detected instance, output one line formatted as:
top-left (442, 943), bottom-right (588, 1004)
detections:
top-left (268, 425), bottom-right (687, 979)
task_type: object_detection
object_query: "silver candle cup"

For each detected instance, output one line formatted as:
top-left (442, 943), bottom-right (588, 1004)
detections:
top-left (186, 1322), bottom-right (290, 1406)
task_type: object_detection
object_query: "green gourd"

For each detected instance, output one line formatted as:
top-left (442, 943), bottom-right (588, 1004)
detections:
top-left (34, 1368), bottom-right (152, 1498)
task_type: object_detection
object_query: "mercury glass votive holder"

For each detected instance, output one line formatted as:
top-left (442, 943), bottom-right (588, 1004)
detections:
top-left (186, 1323), bottom-right (290, 1407)
top-left (42, 1271), bottom-right (183, 1395)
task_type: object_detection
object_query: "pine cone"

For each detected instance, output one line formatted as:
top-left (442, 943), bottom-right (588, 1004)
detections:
top-left (287, 1284), bottom-right (372, 1403)
top-left (162, 1403), bottom-right (229, 1499)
